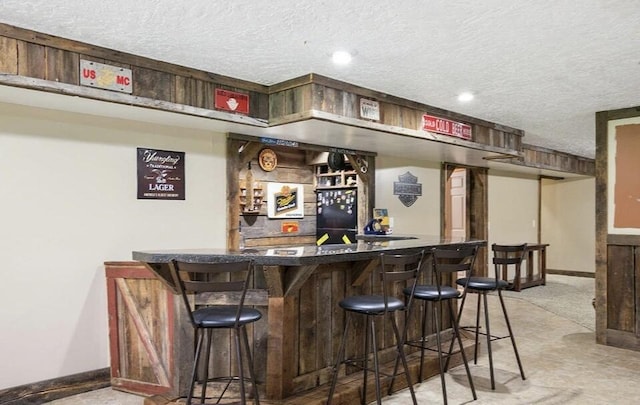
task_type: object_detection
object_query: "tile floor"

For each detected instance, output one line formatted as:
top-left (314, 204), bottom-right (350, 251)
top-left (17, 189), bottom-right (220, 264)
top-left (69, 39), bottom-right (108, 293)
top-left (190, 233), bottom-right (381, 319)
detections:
top-left (46, 275), bottom-right (640, 405)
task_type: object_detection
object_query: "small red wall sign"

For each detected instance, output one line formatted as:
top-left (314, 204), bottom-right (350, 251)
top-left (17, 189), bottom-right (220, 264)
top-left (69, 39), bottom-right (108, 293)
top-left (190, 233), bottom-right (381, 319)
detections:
top-left (422, 114), bottom-right (472, 140)
top-left (214, 89), bottom-right (249, 115)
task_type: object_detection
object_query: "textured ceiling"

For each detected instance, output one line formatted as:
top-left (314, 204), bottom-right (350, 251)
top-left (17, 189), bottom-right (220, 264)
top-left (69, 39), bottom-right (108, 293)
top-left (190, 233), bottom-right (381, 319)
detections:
top-left (2, 0), bottom-right (640, 159)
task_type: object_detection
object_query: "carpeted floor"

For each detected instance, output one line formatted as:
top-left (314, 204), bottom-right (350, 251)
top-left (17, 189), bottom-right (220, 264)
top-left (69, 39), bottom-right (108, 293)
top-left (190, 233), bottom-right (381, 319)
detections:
top-left (499, 274), bottom-right (595, 330)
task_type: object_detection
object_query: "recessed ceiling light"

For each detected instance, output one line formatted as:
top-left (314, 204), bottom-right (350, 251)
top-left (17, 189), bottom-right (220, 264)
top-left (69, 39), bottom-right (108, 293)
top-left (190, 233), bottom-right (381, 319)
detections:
top-left (457, 92), bottom-right (474, 102)
top-left (332, 50), bottom-right (353, 65)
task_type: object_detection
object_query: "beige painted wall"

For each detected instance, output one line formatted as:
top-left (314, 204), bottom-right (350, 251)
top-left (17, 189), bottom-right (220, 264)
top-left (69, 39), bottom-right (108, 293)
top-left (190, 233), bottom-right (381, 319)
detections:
top-left (0, 103), bottom-right (227, 389)
top-left (541, 177), bottom-right (596, 272)
top-left (488, 171), bottom-right (540, 246)
top-left (0, 99), bottom-right (597, 390)
top-left (375, 156), bottom-right (441, 235)
top-left (376, 165), bottom-right (543, 253)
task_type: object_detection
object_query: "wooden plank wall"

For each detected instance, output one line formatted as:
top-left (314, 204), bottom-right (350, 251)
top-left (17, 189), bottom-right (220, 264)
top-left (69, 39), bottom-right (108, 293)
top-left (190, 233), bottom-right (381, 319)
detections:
top-left (290, 259), bottom-right (442, 394)
top-left (269, 74), bottom-right (525, 154)
top-left (0, 23), bottom-right (594, 177)
top-left (0, 23), bottom-right (270, 120)
top-left (595, 107), bottom-right (640, 351)
top-left (227, 135), bottom-right (375, 250)
top-left (520, 144), bottom-right (595, 176)
top-left (269, 74), bottom-right (595, 176)
top-left (227, 138), bottom-right (318, 249)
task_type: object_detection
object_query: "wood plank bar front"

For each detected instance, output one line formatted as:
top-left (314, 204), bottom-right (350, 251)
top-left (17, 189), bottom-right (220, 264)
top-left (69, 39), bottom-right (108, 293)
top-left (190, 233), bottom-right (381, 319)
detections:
top-left (130, 236), bottom-right (486, 402)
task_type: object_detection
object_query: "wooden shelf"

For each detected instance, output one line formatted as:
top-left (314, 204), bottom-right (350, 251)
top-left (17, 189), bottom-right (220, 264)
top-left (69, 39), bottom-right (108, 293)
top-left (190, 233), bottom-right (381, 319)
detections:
top-left (239, 181), bottom-right (263, 214)
top-left (316, 185), bottom-right (357, 190)
top-left (314, 164), bottom-right (357, 189)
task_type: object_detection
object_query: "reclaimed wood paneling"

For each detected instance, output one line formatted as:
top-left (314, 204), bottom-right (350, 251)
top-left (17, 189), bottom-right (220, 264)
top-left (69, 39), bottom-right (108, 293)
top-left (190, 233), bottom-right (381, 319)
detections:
top-left (595, 110), bottom-right (609, 344)
top-left (105, 262), bottom-right (181, 396)
top-left (596, 106), bottom-right (640, 351)
top-left (0, 23), bottom-right (267, 92)
top-left (608, 234), bottom-right (640, 246)
top-left (133, 67), bottom-right (175, 101)
top-left (106, 262), bottom-right (268, 398)
top-left (228, 135), bottom-right (372, 249)
top-left (266, 295), bottom-right (297, 399)
top-left (0, 36), bottom-right (18, 74)
top-left (2, 24), bottom-right (592, 177)
top-left (17, 41), bottom-right (46, 79)
top-left (1, 23), bottom-right (269, 122)
top-left (266, 78), bottom-right (532, 169)
top-left (175, 76), bottom-right (211, 109)
top-left (269, 81), bottom-right (313, 120)
top-left (282, 259), bottom-right (441, 396)
top-left (511, 144), bottom-right (595, 176)
top-left (0, 369), bottom-right (109, 404)
top-left (298, 274), bottom-right (318, 375)
top-left (607, 245), bottom-right (635, 332)
top-left (46, 47), bottom-right (78, 83)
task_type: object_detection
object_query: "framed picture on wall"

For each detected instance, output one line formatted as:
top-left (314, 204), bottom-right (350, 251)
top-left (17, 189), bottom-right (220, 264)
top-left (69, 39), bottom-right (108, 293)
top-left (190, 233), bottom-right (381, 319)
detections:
top-left (137, 147), bottom-right (185, 200)
top-left (267, 183), bottom-right (304, 218)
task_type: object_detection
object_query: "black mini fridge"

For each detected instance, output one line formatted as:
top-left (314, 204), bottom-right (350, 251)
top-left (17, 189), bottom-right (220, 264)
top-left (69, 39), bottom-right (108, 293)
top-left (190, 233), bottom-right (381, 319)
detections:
top-left (316, 188), bottom-right (357, 245)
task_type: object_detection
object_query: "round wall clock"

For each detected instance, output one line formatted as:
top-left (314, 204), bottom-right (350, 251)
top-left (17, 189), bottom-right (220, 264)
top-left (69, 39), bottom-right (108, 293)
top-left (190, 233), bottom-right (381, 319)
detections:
top-left (258, 148), bottom-right (278, 171)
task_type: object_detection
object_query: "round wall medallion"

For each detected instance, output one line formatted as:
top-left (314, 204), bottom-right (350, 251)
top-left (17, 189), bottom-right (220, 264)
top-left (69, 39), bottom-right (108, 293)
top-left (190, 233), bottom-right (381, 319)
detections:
top-left (258, 148), bottom-right (278, 171)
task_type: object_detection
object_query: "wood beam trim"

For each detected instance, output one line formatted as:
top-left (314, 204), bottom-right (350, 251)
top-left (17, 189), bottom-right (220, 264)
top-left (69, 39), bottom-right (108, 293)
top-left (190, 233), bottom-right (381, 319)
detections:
top-left (305, 73), bottom-right (525, 135)
top-left (345, 154), bottom-right (369, 183)
top-left (351, 259), bottom-right (379, 287)
top-left (195, 289), bottom-right (269, 306)
top-left (284, 264), bottom-right (319, 296)
top-left (0, 368), bottom-right (110, 404)
top-left (270, 109), bottom-right (523, 156)
top-left (228, 132), bottom-right (377, 157)
top-left (266, 296), bottom-right (296, 399)
top-left (238, 141), bottom-right (265, 166)
top-left (0, 23), bottom-right (269, 93)
top-left (263, 265), bottom-right (285, 297)
top-left (0, 74), bottom-right (269, 127)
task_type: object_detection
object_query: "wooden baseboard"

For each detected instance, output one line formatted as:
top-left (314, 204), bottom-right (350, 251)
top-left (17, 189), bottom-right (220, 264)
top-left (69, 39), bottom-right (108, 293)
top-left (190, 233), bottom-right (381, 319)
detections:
top-left (0, 368), bottom-right (110, 405)
top-left (546, 269), bottom-right (595, 278)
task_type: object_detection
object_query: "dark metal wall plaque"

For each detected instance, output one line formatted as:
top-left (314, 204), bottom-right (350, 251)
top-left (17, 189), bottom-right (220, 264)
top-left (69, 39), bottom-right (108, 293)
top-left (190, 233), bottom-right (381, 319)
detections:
top-left (393, 171), bottom-right (422, 207)
top-left (137, 148), bottom-right (185, 200)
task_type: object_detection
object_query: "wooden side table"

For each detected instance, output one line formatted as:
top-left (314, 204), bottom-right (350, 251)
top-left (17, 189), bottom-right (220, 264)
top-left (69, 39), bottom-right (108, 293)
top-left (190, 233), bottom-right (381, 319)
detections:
top-left (501, 243), bottom-right (549, 291)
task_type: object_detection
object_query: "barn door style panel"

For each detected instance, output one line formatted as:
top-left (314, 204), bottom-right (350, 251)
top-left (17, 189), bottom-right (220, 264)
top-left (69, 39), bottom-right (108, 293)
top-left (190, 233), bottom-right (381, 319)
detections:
top-left (604, 243), bottom-right (640, 348)
top-left (105, 262), bottom-right (189, 396)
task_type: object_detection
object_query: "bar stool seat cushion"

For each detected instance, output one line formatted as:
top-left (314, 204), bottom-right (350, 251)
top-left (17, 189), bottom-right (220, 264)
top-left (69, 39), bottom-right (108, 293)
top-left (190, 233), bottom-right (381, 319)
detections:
top-left (339, 295), bottom-right (404, 314)
top-left (404, 285), bottom-right (460, 301)
top-left (193, 306), bottom-right (263, 328)
top-left (456, 276), bottom-right (508, 291)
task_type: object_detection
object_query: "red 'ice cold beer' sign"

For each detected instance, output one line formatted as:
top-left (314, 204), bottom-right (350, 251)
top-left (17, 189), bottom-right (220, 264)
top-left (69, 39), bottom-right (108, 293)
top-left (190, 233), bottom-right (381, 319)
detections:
top-left (421, 114), bottom-right (472, 140)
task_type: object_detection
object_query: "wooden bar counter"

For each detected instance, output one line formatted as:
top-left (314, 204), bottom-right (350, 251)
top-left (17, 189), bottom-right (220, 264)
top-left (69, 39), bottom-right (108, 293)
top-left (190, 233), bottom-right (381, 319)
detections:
top-left (124, 235), bottom-right (485, 403)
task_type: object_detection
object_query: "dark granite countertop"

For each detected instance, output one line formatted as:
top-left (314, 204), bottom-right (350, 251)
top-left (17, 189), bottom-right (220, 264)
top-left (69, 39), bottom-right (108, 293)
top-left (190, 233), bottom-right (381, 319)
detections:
top-left (132, 235), bottom-right (486, 266)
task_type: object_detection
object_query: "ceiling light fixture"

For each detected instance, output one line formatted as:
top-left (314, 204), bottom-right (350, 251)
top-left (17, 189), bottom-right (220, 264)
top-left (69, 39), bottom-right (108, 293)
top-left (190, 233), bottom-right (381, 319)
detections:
top-left (332, 50), bottom-right (353, 65)
top-left (457, 92), bottom-right (474, 102)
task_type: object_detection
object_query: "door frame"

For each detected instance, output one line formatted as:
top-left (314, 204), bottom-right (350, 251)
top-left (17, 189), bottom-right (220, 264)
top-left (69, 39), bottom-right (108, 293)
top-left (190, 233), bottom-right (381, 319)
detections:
top-left (441, 162), bottom-right (488, 277)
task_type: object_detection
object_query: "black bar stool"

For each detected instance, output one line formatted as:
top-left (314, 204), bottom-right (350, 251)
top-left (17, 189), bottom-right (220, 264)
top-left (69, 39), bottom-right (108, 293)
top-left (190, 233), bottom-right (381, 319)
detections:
top-left (327, 251), bottom-right (424, 405)
top-left (169, 259), bottom-right (261, 405)
top-left (390, 246), bottom-right (478, 404)
top-left (447, 243), bottom-right (527, 390)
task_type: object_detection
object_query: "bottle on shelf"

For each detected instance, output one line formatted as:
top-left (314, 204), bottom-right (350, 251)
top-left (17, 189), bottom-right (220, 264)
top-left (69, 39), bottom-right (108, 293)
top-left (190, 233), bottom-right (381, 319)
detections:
top-left (238, 220), bottom-right (245, 250)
